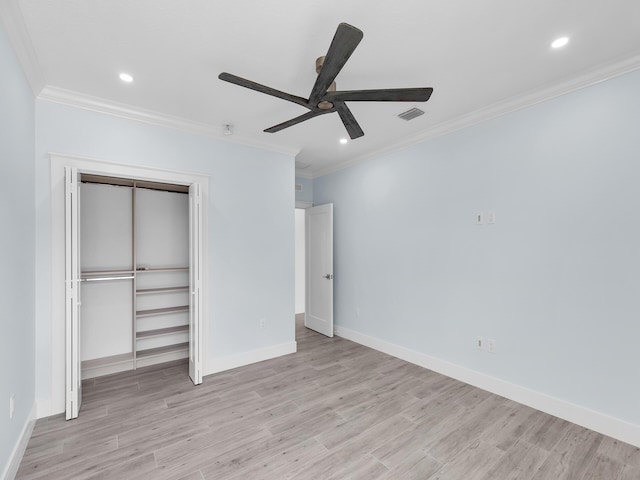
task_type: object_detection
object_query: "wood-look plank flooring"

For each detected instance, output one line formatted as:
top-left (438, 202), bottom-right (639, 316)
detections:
top-left (17, 315), bottom-right (640, 479)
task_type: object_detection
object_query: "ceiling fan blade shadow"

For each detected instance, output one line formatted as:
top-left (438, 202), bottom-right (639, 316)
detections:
top-left (334, 102), bottom-right (364, 139)
top-left (308, 23), bottom-right (363, 106)
top-left (264, 110), bottom-right (330, 133)
top-left (325, 88), bottom-right (433, 102)
top-left (219, 73), bottom-right (309, 108)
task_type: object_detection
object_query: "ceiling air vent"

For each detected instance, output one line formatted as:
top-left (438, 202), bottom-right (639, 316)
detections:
top-left (397, 107), bottom-right (425, 121)
top-left (295, 184), bottom-right (303, 192)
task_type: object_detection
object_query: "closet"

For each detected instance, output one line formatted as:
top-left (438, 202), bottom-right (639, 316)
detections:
top-left (78, 174), bottom-right (190, 379)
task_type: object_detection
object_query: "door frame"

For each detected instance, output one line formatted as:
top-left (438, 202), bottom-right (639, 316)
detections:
top-left (50, 153), bottom-right (209, 417)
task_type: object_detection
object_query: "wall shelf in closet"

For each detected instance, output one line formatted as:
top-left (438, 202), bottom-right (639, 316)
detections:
top-left (136, 305), bottom-right (189, 318)
top-left (136, 325), bottom-right (189, 339)
top-left (136, 286), bottom-right (189, 295)
top-left (137, 342), bottom-right (189, 359)
top-left (136, 267), bottom-right (189, 273)
top-left (82, 269), bottom-right (135, 276)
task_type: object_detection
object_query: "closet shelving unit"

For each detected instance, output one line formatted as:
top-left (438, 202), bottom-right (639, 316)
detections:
top-left (134, 266), bottom-right (190, 363)
top-left (80, 175), bottom-right (190, 379)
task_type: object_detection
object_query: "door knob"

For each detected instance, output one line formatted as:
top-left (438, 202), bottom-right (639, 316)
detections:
top-left (323, 274), bottom-right (333, 279)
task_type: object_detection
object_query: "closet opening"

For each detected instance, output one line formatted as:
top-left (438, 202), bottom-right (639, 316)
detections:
top-left (62, 163), bottom-right (205, 420)
top-left (79, 174), bottom-right (191, 379)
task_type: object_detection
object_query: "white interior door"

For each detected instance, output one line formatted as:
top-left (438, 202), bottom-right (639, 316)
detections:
top-left (189, 183), bottom-right (203, 384)
top-left (305, 204), bottom-right (334, 337)
top-left (65, 166), bottom-right (82, 419)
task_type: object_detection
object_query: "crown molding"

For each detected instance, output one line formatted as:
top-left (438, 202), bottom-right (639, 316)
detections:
top-left (37, 86), bottom-right (300, 158)
top-left (310, 54), bottom-right (640, 179)
top-left (0, 0), bottom-right (45, 95)
top-left (294, 170), bottom-right (314, 179)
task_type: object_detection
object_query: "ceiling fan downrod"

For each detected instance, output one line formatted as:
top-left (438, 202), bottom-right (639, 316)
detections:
top-left (315, 56), bottom-right (336, 110)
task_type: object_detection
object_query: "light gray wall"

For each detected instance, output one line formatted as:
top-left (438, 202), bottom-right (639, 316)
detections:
top-left (0, 22), bottom-right (36, 474)
top-left (295, 176), bottom-right (313, 204)
top-left (314, 69), bottom-right (640, 426)
top-left (35, 100), bottom-right (295, 413)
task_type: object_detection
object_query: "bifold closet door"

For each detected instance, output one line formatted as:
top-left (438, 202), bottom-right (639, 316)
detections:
top-left (80, 183), bottom-right (134, 367)
top-left (189, 183), bottom-right (203, 384)
top-left (65, 167), bottom-right (81, 420)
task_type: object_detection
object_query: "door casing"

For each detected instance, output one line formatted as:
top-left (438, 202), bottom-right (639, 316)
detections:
top-left (51, 154), bottom-right (209, 418)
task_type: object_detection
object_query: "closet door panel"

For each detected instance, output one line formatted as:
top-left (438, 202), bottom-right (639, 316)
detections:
top-left (81, 281), bottom-right (133, 361)
top-left (135, 189), bottom-right (189, 268)
top-left (80, 183), bottom-right (133, 271)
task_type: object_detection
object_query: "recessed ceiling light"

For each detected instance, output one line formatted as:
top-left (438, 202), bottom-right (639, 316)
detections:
top-left (119, 73), bottom-right (134, 83)
top-left (551, 36), bottom-right (569, 49)
top-left (339, 138), bottom-right (348, 145)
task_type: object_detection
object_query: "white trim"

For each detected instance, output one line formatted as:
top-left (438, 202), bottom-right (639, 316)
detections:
top-left (1, 402), bottom-right (36, 480)
top-left (335, 325), bottom-right (640, 448)
top-left (37, 87), bottom-right (300, 158)
top-left (0, 0), bottom-right (45, 95)
top-left (47, 153), bottom-right (210, 416)
top-left (81, 359), bottom-right (134, 380)
top-left (36, 400), bottom-right (51, 419)
top-left (294, 170), bottom-right (315, 180)
top-left (206, 341), bottom-right (297, 375)
top-left (295, 201), bottom-right (313, 209)
top-left (310, 55), bottom-right (640, 179)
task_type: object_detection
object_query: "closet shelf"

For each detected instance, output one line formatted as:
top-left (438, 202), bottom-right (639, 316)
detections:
top-left (137, 342), bottom-right (189, 359)
top-left (136, 325), bottom-right (189, 339)
top-left (81, 269), bottom-right (135, 277)
top-left (136, 286), bottom-right (189, 295)
top-left (136, 267), bottom-right (189, 273)
top-left (136, 305), bottom-right (189, 317)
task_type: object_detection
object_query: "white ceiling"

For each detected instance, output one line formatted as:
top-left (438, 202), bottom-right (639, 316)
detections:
top-left (8, 0), bottom-right (640, 176)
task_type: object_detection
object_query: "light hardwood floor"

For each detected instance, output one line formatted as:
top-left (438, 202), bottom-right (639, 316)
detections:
top-left (17, 315), bottom-right (640, 479)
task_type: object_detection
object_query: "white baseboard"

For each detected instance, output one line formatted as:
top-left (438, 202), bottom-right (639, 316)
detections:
top-left (36, 399), bottom-right (51, 419)
top-left (335, 325), bottom-right (640, 448)
top-left (206, 341), bottom-right (297, 375)
top-left (81, 359), bottom-right (134, 380)
top-left (1, 402), bottom-right (36, 480)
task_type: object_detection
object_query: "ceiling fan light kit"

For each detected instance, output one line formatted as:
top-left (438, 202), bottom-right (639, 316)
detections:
top-left (218, 23), bottom-right (433, 140)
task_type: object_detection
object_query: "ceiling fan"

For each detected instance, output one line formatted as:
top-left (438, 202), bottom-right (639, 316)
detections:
top-left (218, 23), bottom-right (433, 139)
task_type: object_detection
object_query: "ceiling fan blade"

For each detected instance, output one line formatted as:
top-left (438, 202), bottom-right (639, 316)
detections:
top-left (325, 87), bottom-right (433, 103)
top-left (308, 23), bottom-right (363, 106)
top-left (219, 72), bottom-right (309, 108)
top-left (264, 110), bottom-right (329, 133)
top-left (334, 102), bottom-right (364, 139)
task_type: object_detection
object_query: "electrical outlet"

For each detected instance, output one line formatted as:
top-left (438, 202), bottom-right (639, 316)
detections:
top-left (476, 336), bottom-right (484, 350)
top-left (259, 318), bottom-right (266, 328)
top-left (9, 394), bottom-right (15, 419)
top-left (488, 339), bottom-right (496, 354)
top-left (487, 211), bottom-right (496, 224)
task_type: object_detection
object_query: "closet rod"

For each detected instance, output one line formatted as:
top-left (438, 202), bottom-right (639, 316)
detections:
top-left (81, 276), bottom-right (135, 282)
